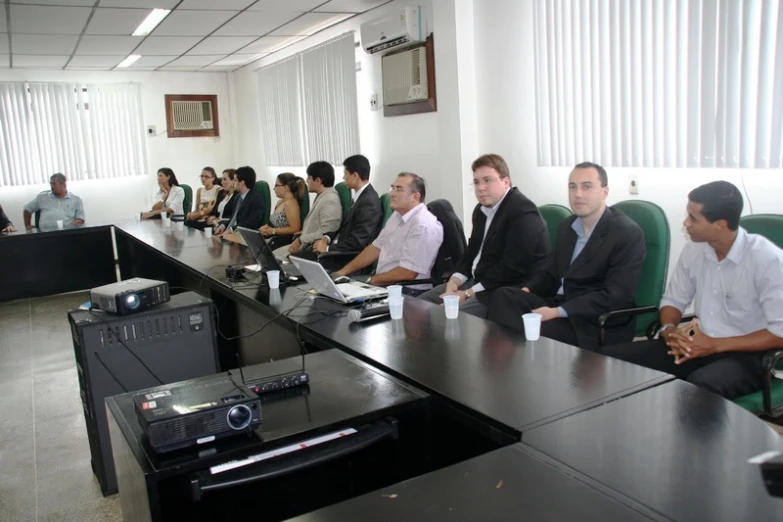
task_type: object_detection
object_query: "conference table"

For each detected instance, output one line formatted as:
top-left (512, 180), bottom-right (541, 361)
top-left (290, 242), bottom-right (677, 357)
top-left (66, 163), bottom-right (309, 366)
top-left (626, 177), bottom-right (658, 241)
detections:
top-left (5, 220), bottom-right (782, 520)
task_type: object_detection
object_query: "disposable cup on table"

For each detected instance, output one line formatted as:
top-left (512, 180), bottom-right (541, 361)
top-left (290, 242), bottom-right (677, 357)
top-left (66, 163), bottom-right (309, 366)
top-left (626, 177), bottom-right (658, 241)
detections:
top-left (522, 313), bottom-right (542, 340)
top-left (389, 297), bottom-right (404, 320)
top-left (267, 270), bottom-right (280, 289)
top-left (443, 295), bottom-right (460, 319)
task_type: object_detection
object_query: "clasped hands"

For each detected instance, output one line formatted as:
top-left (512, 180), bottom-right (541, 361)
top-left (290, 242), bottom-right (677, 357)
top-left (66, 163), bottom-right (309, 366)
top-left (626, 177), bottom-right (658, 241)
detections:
top-left (662, 318), bottom-right (719, 364)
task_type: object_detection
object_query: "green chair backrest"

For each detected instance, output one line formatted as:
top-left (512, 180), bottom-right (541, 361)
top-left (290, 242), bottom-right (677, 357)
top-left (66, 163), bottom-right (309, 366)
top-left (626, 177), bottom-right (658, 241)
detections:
top-left (538, 204), bottom-right (572, 247)
top-left (300, 191), bottom-right (310, 224)
top-left (335, 182), bottom-right (352, 219)
top-left (612, 200), bottom-right (671, 337)
top-left (254, 181), bottom-right (271, 226)
top-left (180, 184), bottom-right (193, 215)
top-left (740, 214), bottom-right (783, 249)
top-left (380, 193), bottom-right (393, 227)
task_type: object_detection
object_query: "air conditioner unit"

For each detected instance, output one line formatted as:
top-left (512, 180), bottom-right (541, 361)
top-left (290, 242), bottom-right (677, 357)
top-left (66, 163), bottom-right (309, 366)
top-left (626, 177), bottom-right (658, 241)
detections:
top-left (171, 100), bottom-right (214, 131)
top-left (382, 46), bottom-right (428, 105)
top-left (361, 6), bottom-right (426, 55)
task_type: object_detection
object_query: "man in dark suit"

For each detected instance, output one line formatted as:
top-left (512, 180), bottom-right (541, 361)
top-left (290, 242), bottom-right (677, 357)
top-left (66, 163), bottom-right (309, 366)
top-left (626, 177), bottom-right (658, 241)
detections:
top-left (419, 154), bottom-right (550, 316)
top-left (485, 162), bottom-right (646, 351)
top-left (1, 204), bottom-right (16, 233)
top-left (310, 155), bottom-right (383, 270)
top-left (214, 166), bottom-right (266, 235)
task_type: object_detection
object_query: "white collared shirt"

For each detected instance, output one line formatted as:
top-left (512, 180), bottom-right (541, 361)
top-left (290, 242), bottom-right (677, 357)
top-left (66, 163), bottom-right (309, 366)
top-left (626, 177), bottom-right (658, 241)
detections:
top-left (452, 188), bottom-right (511, 293)
top-left (373, 203), bottom-right (443, 289)
top-left (660, 228), bottom-right (783, 338)
top-left (352, 182), bottom-right (370, 203)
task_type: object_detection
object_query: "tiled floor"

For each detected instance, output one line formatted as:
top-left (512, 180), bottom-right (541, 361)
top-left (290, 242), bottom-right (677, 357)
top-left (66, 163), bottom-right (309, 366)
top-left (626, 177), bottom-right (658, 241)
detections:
top-left (0, 293), bottom-right (122, 522)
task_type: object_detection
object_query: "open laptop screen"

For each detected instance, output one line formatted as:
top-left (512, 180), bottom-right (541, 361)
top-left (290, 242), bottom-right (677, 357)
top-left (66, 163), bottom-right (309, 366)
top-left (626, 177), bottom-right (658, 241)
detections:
top-left (236, 227), bottom-right (284, 273)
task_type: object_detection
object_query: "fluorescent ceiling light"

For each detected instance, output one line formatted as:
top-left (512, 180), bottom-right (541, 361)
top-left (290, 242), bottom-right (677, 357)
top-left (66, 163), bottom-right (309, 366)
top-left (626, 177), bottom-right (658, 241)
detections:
top-left (132, 9), bottom-right (171, 37)
top-left (117, 55), bottom-right (142, 68)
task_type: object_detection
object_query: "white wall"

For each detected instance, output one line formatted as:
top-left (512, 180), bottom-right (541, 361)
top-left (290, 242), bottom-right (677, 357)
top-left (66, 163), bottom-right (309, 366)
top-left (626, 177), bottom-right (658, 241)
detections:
top-left (232, 0), bottom-right (472, 216)
top-left (0, 69), bottom-right (234, 224)
top-left (472, 0), bottom-right (783, 278)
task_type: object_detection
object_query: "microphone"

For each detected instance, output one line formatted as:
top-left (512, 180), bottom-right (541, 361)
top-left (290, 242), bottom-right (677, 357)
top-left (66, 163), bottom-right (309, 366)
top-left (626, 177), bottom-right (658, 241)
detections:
top-left (348, 304), bottom-right (391, 323)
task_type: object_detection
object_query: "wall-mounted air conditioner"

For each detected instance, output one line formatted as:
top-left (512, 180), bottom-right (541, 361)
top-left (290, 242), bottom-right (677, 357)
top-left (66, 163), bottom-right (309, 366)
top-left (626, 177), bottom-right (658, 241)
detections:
top-left (382, 45), bottom-right (428, 105)
top-left (361, 6), bottom-right (426, 55)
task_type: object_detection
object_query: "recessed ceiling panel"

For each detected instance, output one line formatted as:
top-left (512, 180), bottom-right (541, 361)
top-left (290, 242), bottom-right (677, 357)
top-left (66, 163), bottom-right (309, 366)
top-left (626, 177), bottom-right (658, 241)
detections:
top-left (75, 36), bottom-right (143, 56)
top-left (10, 5), bottom-right (92, 34)
top-left (85, 8), bottom-right (152, 36)
top-left (153, 10), bottom-right (238, 36)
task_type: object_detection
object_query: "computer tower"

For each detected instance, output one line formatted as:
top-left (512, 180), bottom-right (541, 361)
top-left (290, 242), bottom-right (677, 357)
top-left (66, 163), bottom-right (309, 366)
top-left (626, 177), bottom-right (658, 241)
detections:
top-left (68, 291), bottom-right (219, 496)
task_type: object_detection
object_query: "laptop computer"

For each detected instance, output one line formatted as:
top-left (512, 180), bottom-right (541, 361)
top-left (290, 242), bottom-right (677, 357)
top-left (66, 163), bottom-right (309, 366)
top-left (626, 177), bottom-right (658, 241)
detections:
top-left (289, 257), bottom-right (388, 304)
top-left (236, 226), bottom-right (301, 280)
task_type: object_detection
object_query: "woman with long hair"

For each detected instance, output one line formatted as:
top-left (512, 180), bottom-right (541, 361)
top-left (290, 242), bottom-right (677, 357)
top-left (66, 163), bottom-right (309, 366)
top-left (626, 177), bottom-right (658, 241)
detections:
top-left (142, 168), bottom-right (185, 219)
top-left (186, 167), bottom-right (221, 220)
top-left (260, 172), bottom-right (305, 249)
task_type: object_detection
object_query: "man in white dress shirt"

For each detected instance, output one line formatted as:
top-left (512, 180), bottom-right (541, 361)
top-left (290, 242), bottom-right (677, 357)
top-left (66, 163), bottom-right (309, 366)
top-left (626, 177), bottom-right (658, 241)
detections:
top-left (603, 181), bottom-right (783, 399)
top-left (334, 172), bottom-right (443, 290)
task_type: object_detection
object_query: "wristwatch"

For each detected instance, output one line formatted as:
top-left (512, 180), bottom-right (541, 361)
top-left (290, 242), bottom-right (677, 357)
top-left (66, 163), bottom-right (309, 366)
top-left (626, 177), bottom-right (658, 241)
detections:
top-left (366, 276), bottom-right (373, 284)
top-left (272, 228), bottom-right (276, 235)
top-left (464, 289), bottom-right (473, 299)
top-left (658, 323), bottom-right (676, 338)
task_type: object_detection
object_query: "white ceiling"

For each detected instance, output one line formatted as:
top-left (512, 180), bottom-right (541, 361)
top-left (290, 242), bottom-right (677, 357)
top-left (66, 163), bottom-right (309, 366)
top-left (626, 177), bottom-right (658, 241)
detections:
top-left (0, 0), bottom-right (393, 72)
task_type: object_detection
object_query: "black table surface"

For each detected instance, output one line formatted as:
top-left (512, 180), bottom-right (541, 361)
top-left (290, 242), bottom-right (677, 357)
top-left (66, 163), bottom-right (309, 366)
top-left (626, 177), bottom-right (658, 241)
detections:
top-left (235, 285), bottom-right (671, 435)
top-left (289, 443), bottom-right (660, 522)
top-left (106, 349), bottom-right (428, 480)
top-left (523, 380), bottom-right (783, 521)
top-left (114, 220), bottom-right (672, 436)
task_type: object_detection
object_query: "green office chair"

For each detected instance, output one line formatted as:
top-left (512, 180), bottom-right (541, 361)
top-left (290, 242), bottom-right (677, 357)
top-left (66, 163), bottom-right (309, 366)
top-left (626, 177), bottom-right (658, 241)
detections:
top-left (300, 191), bottom-right (310, 224)
top-left (254, 180), bottom-right (271, 226)
top-left (335, 182), bottom-right (352, 219)
top-left (180, 184), bottom-right (193, 215)
top-left (732, 214), bottom-right (783, 417)
top-left (597, 200), bottom-right (670, 341)
top-left (379, 193), bottom-right (393, 227)
top-left (538, 204), bottom-right (572, 247)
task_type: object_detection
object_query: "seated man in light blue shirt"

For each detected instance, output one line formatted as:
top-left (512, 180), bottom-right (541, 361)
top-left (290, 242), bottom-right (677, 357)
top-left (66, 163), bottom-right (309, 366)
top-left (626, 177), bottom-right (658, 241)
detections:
top-left (603, 181), bottom-right (783, 399)
top-left (23, 173), bottom-right (85, 230)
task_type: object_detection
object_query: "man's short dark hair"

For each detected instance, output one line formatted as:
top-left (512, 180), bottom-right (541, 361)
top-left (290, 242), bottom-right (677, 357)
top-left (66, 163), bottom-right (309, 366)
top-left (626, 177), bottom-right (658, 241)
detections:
top-left (688, 181), bottom-right (743, 231)
top-left (343, 155), bottom-right (370, 181)
top-left (306, 161), bottom-right (335, 187)
top-left (398, 172), bottom-right (426, 203)
top-left (235, 166), bottom-right (257, 189)
top-left (50, 173), bottom-right (66, 184)
top-left (573, 161), bottom-right (608, 187)
top-left (471, 154), bottom-right (510, 179)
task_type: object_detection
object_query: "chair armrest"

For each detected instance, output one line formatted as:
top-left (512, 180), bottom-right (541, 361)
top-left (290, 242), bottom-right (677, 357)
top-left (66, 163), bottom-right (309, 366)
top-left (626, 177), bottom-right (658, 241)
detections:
top-left (597, 305), bottom-right (659, 328)
top-left (646, 314), bottom-right (697, 339)
top-left (316, 250), bottom-right (359, 261)
top-left (761, 349), bottom-right (783, 417)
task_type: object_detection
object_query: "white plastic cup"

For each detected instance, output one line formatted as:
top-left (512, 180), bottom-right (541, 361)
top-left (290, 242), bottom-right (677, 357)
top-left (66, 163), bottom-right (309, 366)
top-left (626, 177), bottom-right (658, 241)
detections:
top-left (175, 220), bottom-right (184, 231)
top-left (56, 220), bottom-right (64, 229)
top-left (267, 270), bottom-right (280, 289)
top-left (135, 213), bottom-right (141, 221)
top-left (522, 313), bottom-right (542, 341)
top-left (443, 295), bottom-right (460, 319)
top-left (387, 285), bottom-right (403, 299)
top-left (161, 211), bottom-right (168, 219)
top-left (161, 213), bottom-right (170, 227)
top-left (388, 296), bottom-right (404, 320)
top-left (204, 227), bottom-right (213, 237)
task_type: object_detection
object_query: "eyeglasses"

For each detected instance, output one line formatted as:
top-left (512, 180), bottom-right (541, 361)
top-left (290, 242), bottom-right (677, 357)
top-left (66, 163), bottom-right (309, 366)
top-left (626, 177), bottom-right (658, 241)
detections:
top-left (470, 177), bottom-right (502, 188)
top-left (274, 183), bottom-right (284, 188)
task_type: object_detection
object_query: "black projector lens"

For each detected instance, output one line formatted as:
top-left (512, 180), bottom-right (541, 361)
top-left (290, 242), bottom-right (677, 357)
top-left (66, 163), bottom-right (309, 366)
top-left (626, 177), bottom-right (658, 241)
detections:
top-left (226, 404), bottom-right (252, 430)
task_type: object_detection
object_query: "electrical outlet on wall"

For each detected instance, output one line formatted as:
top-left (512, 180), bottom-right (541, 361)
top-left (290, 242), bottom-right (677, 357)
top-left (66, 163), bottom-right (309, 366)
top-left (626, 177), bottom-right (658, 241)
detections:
top-left (628, 174), bottom-right (639, 195)
top-left (369, 93), bottom-right (380, 111)
top-left (147, 125), bottom-right (156, 136)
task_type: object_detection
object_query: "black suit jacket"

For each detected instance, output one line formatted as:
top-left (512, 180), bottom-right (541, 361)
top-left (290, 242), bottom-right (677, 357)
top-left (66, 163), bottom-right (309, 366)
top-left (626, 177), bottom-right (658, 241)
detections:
top-left (455, 187), bottom-right (550, 291)
top-left (527, 206), bottom-right (646, 348)
top-left (330, 184), bottom-right (383, 253)
top-left (229, 189), bottom-right (266, 230)
top-left (0, 204), bottom-right (11, 230)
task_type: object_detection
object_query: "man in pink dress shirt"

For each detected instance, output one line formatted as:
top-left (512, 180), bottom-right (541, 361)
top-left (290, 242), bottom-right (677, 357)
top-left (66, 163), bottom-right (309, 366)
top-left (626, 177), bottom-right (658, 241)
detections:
top-left (334, 172), bottom-right (443, 290)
